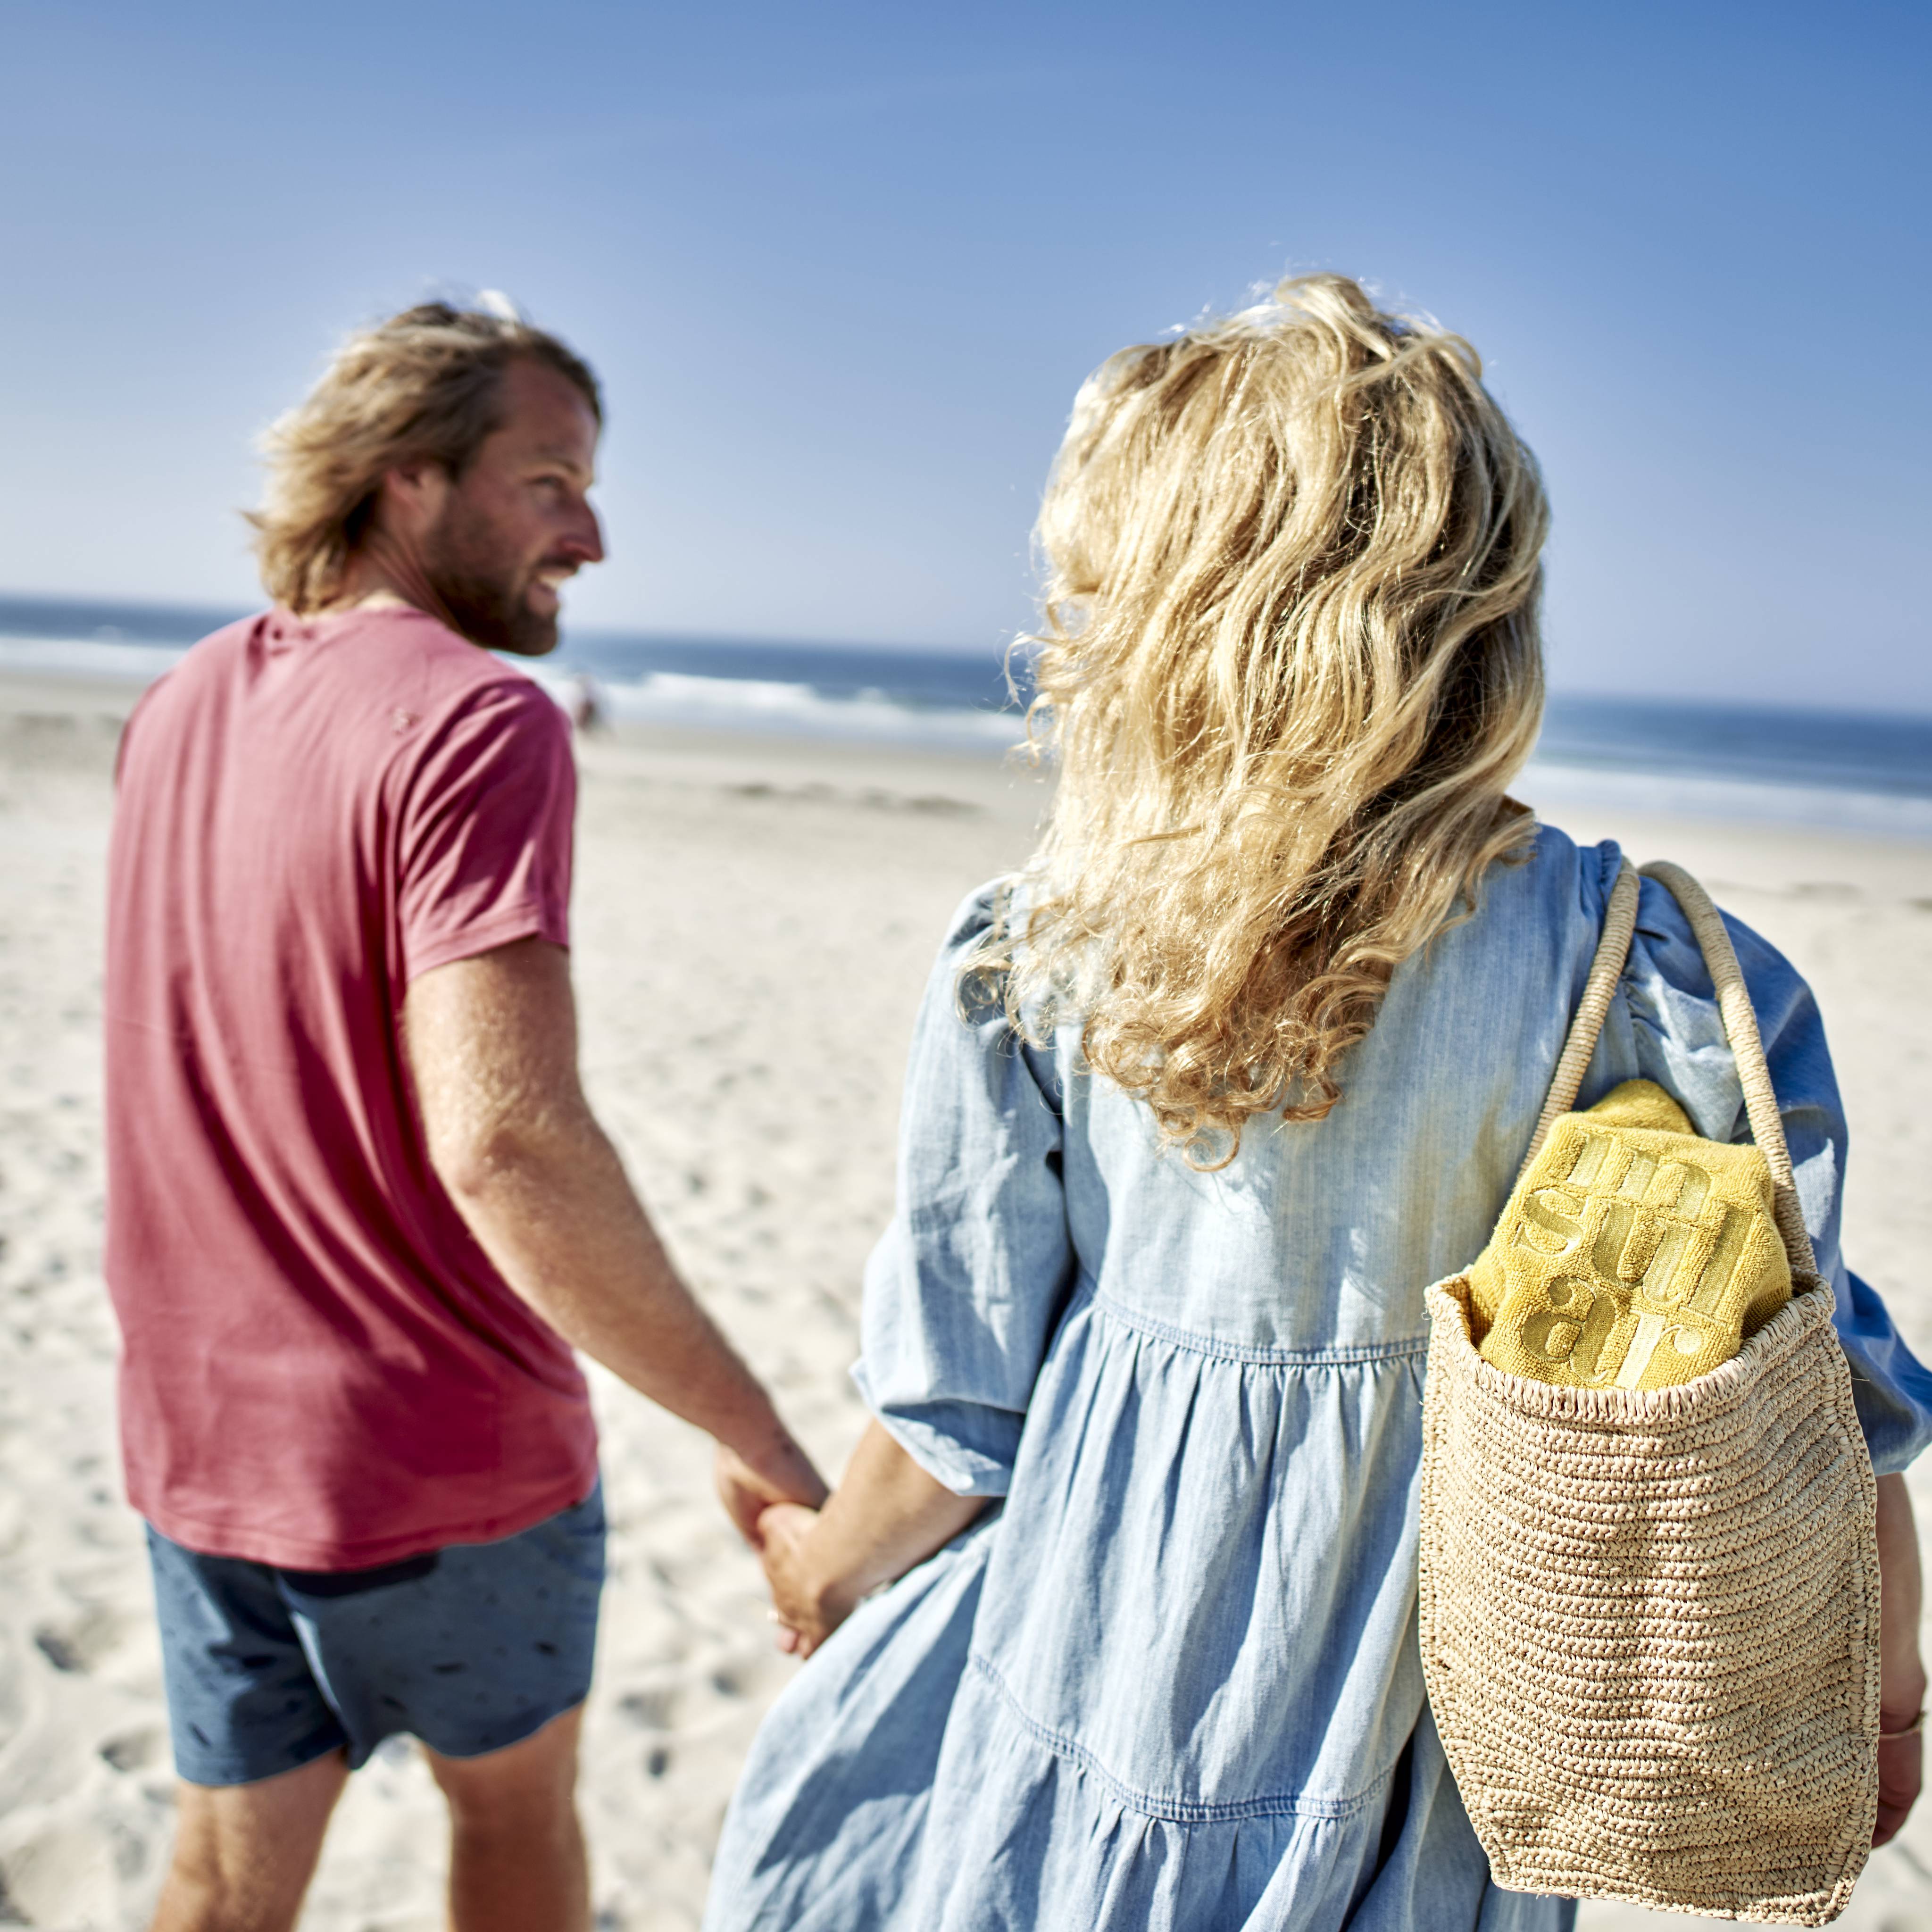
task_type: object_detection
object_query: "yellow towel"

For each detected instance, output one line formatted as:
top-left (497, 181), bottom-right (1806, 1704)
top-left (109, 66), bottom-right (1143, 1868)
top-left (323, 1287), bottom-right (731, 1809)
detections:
top-left (1470, 1081), bottom-right (1791, 1391)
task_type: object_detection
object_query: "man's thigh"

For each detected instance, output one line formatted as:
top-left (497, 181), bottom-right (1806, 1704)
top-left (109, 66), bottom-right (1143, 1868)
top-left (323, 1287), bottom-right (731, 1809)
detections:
top-left (154, 1753), bottom-right (349, 1932)
top-left (426, 1706), bottom-right (591, 1932)
top-left (426, 1699), bottom-right (584, 1820)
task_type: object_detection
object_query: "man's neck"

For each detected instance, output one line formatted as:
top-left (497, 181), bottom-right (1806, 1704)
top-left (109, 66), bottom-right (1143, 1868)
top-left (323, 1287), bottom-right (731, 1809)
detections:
top-left (329, 535), bottom-right (464, 638)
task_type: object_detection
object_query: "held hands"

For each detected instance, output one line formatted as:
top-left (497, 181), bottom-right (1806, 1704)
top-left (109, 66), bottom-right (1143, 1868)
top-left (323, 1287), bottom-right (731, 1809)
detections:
top-left (713, 1433), bottom-right (857, 1657)
top-left (736, 1419), bottom-right (993, 1663)
top-left (757, 1502), bottom-right (853, 1658)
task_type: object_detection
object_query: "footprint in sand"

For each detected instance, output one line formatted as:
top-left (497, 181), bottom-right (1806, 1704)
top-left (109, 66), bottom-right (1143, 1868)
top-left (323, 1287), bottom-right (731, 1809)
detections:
top-left (31, 1602), bottom-right (133, 1675)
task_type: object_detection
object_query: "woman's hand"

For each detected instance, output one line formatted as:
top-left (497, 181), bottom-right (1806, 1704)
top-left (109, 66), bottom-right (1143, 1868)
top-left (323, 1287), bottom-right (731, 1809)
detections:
top-left (758, 1503), bottom-right (855, 1658)
top-left (1876, 1723), bottom-right (1923, 1850)
top-left (1874, 1474), bottom-right (1925, 1848)
top-left (751, 1421), bottom-right (991, 1662)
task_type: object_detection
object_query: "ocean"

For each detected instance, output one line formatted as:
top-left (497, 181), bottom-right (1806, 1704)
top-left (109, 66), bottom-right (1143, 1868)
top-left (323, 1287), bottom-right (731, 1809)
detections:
top-left (2, 594), bottom-right (1926, 837)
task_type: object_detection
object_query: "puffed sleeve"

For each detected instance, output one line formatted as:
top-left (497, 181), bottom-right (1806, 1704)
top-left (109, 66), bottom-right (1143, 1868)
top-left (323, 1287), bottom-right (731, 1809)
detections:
top-left (850, 883), bottom-right (1077, 1496)
top-left (1579, 860), bottom-right (1932, 1474)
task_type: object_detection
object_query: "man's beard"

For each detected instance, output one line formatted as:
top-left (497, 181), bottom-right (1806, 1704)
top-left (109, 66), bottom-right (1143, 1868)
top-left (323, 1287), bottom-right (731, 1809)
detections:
top-left (420, 498), bottom-right (559, 658)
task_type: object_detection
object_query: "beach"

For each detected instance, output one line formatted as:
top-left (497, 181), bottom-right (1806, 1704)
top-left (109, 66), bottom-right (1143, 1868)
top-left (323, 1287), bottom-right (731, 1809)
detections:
top-left (0, 668), bottom-right (1928, 1929)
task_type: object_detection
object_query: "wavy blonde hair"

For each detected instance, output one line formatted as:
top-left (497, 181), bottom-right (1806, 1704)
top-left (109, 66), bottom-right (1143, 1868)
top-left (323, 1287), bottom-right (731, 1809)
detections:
top-left (981, 273), bottom-right (1549, 1166)
top-left (250, 302), bottom-right (601, 614)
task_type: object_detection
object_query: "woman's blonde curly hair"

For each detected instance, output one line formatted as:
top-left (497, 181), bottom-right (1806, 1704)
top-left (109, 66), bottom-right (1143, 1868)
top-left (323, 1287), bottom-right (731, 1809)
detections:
top-left (977, 272), bottom-right (1549, 1167)
top-left (250, 302), bottom-right (601, 615)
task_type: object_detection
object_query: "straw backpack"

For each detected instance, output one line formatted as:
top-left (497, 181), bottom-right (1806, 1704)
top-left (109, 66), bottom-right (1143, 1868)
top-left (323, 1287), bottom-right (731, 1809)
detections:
top-left (1419, 860), bottom-right (1881, 1925)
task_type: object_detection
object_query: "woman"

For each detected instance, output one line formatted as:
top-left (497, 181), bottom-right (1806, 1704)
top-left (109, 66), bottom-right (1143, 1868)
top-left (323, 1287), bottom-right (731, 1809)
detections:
top-left (703, 275), bottom-right (1932, 1931)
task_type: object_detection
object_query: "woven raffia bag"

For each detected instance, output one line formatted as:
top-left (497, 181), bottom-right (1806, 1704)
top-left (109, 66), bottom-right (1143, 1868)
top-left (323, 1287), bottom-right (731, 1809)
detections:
top-left (1419, 859), bottom-right (1881, 1925)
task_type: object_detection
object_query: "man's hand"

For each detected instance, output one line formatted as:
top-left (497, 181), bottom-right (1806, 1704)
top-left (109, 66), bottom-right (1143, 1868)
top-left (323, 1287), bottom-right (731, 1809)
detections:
top-left (716, 1442), bottom-right (828, 1549)
top-left (406, 937), bottom-right (824, 1511)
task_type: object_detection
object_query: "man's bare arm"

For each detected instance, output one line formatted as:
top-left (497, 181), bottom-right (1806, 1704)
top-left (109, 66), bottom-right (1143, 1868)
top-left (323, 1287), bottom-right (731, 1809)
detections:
top-left (404, 936), bottom-right (825, 1532)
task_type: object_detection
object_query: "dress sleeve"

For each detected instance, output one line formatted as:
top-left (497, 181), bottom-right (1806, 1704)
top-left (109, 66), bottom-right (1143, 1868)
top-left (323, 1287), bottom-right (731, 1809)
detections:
top-left (1580, 862), bottom-right (1932, 1475)
top-left (392, 679), bottom-right (576, 984)
top-left (851, 884), bottom-right (1076, 1497)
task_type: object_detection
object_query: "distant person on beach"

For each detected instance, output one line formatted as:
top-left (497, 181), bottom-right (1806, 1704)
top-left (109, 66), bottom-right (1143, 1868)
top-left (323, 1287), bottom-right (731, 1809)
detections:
top-left (702, 275), bottom-right (1932, 1931)
top-left (565, 669), bottom-right (607, 733)
top-left (104, 303), bottom-right (824, 1931)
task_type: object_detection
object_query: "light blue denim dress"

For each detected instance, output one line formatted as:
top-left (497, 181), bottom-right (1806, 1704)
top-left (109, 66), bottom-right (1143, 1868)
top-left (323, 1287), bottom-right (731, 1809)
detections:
top-left (704, 826), bottom-right (1932, 1932)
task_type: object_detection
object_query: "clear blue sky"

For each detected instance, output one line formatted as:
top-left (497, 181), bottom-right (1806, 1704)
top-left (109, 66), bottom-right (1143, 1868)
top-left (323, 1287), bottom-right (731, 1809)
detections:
top-left (1, 0), bottom-right (1925, 709)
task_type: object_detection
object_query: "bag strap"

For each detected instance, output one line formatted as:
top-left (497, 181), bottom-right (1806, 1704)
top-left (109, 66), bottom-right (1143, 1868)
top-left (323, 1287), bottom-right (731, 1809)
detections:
top-left (1515, 857), bottom-right (1819, 1280)
top-left (1638, 861), bottom-right (1819, 1279)
top-left (1519, 859), bottom-right (1641, 1170)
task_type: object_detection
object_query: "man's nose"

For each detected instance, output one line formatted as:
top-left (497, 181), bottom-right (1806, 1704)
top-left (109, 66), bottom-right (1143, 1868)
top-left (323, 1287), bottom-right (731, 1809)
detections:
top-left (562, 501), bottom-right (605, 567)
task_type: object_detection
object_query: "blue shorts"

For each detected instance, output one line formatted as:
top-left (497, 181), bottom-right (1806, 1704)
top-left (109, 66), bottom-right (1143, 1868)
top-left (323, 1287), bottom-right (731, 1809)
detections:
top-left (146, 1482), bottom-right (605, 1786)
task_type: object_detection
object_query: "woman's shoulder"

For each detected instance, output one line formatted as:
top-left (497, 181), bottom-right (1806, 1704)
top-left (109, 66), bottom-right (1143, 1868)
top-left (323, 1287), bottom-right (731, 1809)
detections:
top-left (1405, 819), bottom-right (1622, 1001)
top-left (937, 876), bottom-right (1019, 956)
top-left (1486, 817), bottom-right (1622, 923)
top-left (1520, 820), bottom-right (1825, 1140)
top-left (1518, 819), bottom-right (1810, 1014)
top-left (930, 874), bottom-right (1052, 1010)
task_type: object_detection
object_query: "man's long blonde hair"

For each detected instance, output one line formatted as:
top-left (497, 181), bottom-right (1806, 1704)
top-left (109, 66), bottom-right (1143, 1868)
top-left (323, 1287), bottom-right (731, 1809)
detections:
top-left (251, 303), bottom-right (601, 614)
top-left (981, 273), bottom-right (1549, 1166)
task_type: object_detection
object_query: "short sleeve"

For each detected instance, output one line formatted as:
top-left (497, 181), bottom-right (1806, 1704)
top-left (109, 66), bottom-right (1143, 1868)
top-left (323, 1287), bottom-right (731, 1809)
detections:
top-left (851, 884), bottom-right (1076, 1497)
top-left (393, 679), bottom-right (575, 984)
top-left (1579, 863), bottom-right (1932, 1475)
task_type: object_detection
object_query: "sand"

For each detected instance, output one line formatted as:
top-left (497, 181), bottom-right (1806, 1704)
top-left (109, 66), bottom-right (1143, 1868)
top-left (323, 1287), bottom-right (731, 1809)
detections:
top-left (0, 669), bottom-right (1926, 1929)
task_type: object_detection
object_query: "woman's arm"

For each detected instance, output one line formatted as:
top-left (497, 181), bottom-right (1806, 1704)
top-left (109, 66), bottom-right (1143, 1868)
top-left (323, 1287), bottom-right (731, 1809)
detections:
top-left (757, 1421), bottom-right (989, 1657)
top-left (1876, 1472), bottom-right (1926, 1847)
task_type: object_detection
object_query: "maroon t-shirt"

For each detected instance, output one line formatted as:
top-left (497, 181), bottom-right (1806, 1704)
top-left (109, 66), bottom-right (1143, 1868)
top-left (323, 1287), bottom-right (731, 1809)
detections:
top-left (105, 606), bottom-right (598, 1569)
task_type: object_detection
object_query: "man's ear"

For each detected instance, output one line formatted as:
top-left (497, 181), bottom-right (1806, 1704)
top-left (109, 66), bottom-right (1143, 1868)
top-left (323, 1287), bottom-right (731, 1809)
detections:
top-left (374, 459), bottom-right (452, 542)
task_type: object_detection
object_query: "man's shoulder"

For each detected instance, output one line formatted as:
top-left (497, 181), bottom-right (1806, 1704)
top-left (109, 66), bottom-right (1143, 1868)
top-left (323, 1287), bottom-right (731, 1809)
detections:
top-left (325, 609), bottom-right (561, 730)
top-left (147, 610), bottom-right (271, 686)
top-left (121, 612), bottom-right (271, 740)
top-left (366, 625), bottom-right (570, 810)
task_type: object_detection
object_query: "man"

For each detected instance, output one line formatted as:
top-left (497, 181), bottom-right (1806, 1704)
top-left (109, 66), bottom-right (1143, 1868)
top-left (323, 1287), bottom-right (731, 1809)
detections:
top-left (104, 303), bottom-right (825, 1931)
